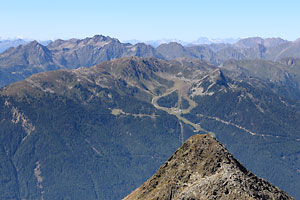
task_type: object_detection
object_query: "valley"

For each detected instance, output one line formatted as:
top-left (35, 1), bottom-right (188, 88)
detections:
top-left (151, 78), bottom-right (206, 140)
top-left (1, 47), bottom-right (300, 199)
top-left (2, 0), bottom-right (300, 199)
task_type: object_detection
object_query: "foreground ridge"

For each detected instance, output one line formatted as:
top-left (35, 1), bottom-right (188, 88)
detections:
top-left (124, 134), bottom-right (294, 200)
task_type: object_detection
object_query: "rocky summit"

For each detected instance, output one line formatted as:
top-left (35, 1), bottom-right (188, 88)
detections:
top-left (124, 134), bottom-right (294, 200)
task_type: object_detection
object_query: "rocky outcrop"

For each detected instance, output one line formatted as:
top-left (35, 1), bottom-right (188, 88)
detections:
top-left (124, 134), bottom-right (294, 200)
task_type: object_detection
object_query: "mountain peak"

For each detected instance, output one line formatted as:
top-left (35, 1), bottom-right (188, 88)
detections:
top-left (27, 40), bottom-right (43, 47)
top-left (124, 134), bottom-right (294, 200)
top-left (208, 68), bottom-right (227, 85)
top-left (91, 34), bottom-right (112, 41)
top-left (235, 37), bottom-right (264, 48)
top-left (25, 41), bottom-right (49, 53)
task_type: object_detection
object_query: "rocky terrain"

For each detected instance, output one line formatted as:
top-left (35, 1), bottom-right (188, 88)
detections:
top-left (124, 134), bottom-right (294, 200)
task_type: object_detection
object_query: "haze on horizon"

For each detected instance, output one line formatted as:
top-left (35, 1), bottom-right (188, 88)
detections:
top-left (1, 0), bottom-right (300, 41)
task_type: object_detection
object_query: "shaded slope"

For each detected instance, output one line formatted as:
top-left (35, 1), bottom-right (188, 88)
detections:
top-left (0, 57), bottom-right (200, 200)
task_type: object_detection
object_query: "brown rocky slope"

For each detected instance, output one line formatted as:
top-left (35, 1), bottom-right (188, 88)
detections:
top-left (124, 134), bottom-right (294, 200)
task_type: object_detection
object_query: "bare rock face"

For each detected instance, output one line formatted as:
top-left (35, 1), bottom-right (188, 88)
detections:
top-left (124, 134), bottom-right (294, 200)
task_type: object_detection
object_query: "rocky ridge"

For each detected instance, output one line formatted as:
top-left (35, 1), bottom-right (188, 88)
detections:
top-left (124, 134), bottom-right (294, 200)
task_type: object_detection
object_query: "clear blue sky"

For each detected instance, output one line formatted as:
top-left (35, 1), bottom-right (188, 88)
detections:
top-left (1, 0), bottom-right (299, 41)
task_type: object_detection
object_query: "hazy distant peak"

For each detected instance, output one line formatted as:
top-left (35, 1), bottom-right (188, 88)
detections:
top-left (235, 37), bottom-right (264, 48)
top-left (0, 38), bottom-right (29, 53)
top-left (234, 37), bottom-right (289, 48)
top-left (165, 41), bottom-right (184, 46)
top-left (191, 37), bottom-right (240, 45)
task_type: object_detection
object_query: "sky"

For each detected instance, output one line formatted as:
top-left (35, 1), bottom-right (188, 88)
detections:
top-left (1, 0), bottom-right (300, 41)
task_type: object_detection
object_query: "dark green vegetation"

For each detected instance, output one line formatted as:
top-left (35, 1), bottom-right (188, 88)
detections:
top-left (180, 98), bottom-right (190, 109)
top-left (184, 77), bottom-right (300, 197)
top-left (156, 91), bottom-right (178, 108)
top-left (1, 55), bottom-right (300, 199)
top-left (0, 57), bottom-right (201, 199)
top-left (0, 93), bottom-right (188, 200)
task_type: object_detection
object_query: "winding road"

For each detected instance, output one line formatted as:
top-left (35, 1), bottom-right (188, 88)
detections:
top-left (151, 79), bottom-right (207, 143)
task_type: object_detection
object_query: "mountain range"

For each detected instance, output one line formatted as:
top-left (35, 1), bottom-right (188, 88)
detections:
top-left (124, 37), bottom-right (239, 47)
top-left (1, 35), bottom-right (300, 89)
top-left (1, 34), bottom-right (300, 199)
top-left (0, 39), bottom-right (28, 53)
top-left (0, 37), bottom-right (238, 54)
top-left (1, 56), bottom-right (300, 199)
top-left (0, 39), bottom-right (52, 53)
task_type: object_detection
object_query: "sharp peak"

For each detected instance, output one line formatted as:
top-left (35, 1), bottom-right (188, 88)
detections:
top-left (124, 133), bottom-right (294, 200)
top-left (29, 40), bottom-right (42, 45)
top-left (27, 40), bottom-right (45, 48)
top-left (184, 134), bottom-right (226, 150)
top-left (185, 133), bottom-right (215, 142)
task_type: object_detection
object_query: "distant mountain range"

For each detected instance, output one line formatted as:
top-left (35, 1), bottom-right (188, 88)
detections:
top-left (0, 37), bottom-right (237, 53)
top-left (1, 37), bottom-right (239, 53)
top-left (1, 35), bottom-right (300, 88)
top-left (0, 39), bottom-right (28, 53)
top-left (0, 39), bottom-right (51, 53)
top-left (1, 56), bottom-right (300, 199)
top-left (124, 37), bottom-right (240, 47)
